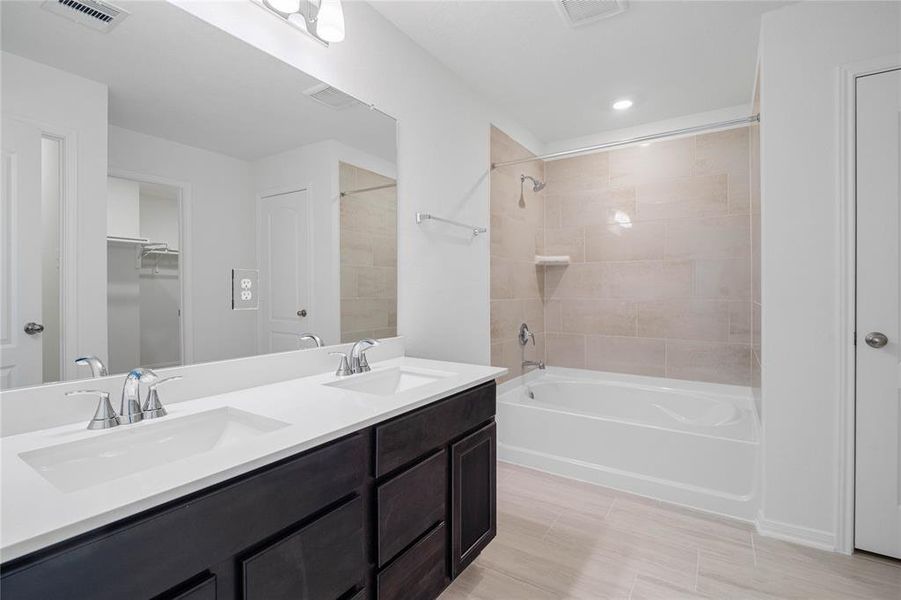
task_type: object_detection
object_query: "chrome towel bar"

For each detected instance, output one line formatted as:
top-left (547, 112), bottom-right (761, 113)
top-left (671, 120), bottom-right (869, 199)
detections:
top-left (415, 212), bottom-right (487, 236)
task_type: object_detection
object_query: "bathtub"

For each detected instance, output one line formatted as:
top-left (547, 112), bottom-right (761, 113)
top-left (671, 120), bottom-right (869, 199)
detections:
top-left (497, 367), bottom-right (759, 520)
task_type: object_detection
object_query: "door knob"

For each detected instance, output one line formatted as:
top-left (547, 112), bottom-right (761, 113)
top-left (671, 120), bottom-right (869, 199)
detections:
top-left (865, 332), bottom-right (888, 348)
top-left (297, 309), bottom-right (308, 317)
top-left (24, 322), bottom-right (44, 335)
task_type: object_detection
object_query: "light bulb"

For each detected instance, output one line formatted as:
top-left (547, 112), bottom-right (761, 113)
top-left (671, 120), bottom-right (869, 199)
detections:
top-left (317, 0), bottom-right (345, 43)
top-left (612, 99), bottom-right (633, 111)
top-left (267, 0), bottom-right (301, 13)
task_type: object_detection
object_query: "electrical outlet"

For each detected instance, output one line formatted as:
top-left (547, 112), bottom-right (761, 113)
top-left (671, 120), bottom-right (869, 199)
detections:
top-left (232, 268), bottom-right (259, 310)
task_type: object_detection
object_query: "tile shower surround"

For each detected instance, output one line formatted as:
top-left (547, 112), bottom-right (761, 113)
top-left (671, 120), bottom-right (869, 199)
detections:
top-left (340, 162), bottom-right (398, 343)
top-left (490, 126), bottom-right (756, 386)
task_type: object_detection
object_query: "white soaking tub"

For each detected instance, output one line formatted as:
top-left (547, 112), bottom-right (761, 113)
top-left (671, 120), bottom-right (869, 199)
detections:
top-left (497, 367), bottom-right (759, 520)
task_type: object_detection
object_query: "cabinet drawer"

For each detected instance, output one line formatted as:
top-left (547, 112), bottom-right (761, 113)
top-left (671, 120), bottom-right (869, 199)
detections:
top-left (377, 450), bottom-right (447, 566)
top-left (242, 496), bottom-right (365, 600)
top-left (377, 523), bottom-right (447, 600)
top-left (0, 433), bottom-right (367, 600)
top-left (375, 382), bottom-right (495, 476)
top-left (163, 574), bottom-right (216, 600)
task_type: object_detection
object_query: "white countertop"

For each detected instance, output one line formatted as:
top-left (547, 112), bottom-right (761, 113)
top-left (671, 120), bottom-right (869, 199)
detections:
top-left (0, 356), bottom-right (506, 562)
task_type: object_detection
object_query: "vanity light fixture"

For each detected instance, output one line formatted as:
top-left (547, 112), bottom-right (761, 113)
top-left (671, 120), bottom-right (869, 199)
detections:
top-left (612, 99), bottom-right (633, 111)
top-left (259, 0), bottom-right (345, 45)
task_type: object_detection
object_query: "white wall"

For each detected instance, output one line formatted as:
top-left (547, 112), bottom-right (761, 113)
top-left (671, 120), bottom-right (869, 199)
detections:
top-left (108, 125), bottom-right (258, 364)
top-left (758, 1), bottom-right (900, 547)
top-left (1, 52), bottom-right (109, 374)
top-left (171, 0), bottom-right (542, 364)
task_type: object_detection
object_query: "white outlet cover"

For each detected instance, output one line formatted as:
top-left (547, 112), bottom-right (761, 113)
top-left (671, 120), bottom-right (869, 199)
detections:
top-left (232, 268), bottom-right (259, 310)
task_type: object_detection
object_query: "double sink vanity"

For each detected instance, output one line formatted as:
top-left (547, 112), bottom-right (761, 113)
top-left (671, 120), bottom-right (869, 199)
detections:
top-left (0, 353), bottom-right (506, 600)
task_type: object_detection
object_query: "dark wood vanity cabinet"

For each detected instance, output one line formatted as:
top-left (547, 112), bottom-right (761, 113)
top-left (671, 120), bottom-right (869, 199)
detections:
top-left (0, 380), bottom-right (497, 600)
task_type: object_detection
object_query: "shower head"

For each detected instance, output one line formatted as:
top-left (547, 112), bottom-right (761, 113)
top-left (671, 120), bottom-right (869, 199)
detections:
top-left (521, 174), bottom-right (546, 192)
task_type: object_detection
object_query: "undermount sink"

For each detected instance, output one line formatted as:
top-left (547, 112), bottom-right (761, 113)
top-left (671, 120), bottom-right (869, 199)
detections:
top-left (19, 407), bottom-right (289, 493)
top-left (325, 366), bottom-right (454, 397)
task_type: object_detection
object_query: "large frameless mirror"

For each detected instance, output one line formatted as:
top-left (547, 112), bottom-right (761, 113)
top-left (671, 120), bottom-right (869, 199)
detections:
top-left (0, 0), bottom-right (397, 391)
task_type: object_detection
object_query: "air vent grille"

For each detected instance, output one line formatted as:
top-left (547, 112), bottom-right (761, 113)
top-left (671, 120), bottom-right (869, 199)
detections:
top-left (42, 0), bottom-right (129, 32)
top-left (303, 83), bottom-right (363, 110)
top-left (558, 0), bottom-right (627, 27)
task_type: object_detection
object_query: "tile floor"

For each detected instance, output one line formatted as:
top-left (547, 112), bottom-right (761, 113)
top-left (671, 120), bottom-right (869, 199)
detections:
top-left (440, 462), bottom-right (901, 599)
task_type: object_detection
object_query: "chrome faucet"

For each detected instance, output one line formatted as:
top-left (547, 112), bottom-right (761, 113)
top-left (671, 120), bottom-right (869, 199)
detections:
top-left (298, 333), bottom-right (324, 348)
top-left (120, 368), bottom-right (158, 424)
top-left (519, 323), bottom-right (545, 371)
top-left (349, 338), bottom-right (379, 374)
top-left (75, 356), bottom-right (109, 378)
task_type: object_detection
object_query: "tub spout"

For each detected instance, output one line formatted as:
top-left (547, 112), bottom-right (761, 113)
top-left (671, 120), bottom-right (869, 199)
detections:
top-left (522, 359), bottom-right (545, 371)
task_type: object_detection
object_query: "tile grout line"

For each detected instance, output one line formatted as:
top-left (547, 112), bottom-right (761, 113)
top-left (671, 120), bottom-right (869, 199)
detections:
top-left (604, 496), bottom-right (617, 519)
top-left (627, 573), bottom-right (639, 600)
top-left (694, 549), bottom-right (700, 592)
top-left (540, 511), bottom-right (563, 542)
top-left (750, 531), bottom-right (758, 567)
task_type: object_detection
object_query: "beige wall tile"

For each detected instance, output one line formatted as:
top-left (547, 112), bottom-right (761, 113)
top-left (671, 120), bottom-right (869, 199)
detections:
top-left (636, 174), bottom-right (728, 220)
top-left (665, 215), bottom-right (751, 259)
top-left (585, 335), bottom-right (666, 377)
top-left (694, 257), bottom-right (751, 299)
top-left (694, 128), bottom-right (750, 179)
top-left (610, 137), bottom-right (695, 186)
top-left (490, 299), bottom-right (522, 341)
top-left (666, 340), bottom-right (751, 385)
top-left (557, 187), bottom-right (636, 228)
top-left (543, 227), bottom-right (585, 262)
top-left (490, 256), bottom-right (514, 300)
top-left (545, 152), bottom-right (609, 193)
top-left (555, 298), bottom-right (637, 336)
top-left (355, 267), bottom-right (396, 299)
top-left (600, 260), bottom-right (694, 301)
top-left (546, 333), bottom-right (586, 368)
top-left (491, 213), bottom-right (538, 260)
top-left (637, 300), bottom-right (731, 342)
top-left (585, 220), bottom-right (665, 262)
top-left (729, 301), bottom-right (752, 343)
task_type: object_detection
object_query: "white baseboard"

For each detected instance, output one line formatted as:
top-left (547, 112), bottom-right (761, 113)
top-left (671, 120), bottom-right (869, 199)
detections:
top-left (755, 511), bottom-right (837, 552)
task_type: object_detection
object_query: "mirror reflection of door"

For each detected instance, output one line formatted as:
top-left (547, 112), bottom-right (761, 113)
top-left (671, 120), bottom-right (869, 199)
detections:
top-left (106, 177), bottom-right (183, 374)
top-left (339, 162), bottom-right (397, 343)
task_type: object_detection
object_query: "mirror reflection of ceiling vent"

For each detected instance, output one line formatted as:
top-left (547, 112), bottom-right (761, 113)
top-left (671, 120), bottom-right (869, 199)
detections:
top-left (303, 83), bottom-right (363, 110)
top-left (558, 0), bottom-right (628, 27)
top-left (42, 0), bottom-right (129, 32)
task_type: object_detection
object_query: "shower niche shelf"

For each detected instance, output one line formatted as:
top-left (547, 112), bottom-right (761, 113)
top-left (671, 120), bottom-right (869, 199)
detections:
top-left (534, 255), bottom-right (571, 266)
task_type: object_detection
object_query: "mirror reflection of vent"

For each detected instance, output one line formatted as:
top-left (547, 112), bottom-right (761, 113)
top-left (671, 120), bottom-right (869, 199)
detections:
top-left (41, 0), bottom-right (129, 32)
top-left (303, 84), bottom-right (363, 110)
top-left (558, 0), bottom-right (627, 27)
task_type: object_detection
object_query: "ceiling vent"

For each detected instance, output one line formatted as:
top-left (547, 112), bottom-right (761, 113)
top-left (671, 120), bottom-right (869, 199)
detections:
top-left (303, 83), bottom-right (363, 110)
top-left (41, 0), bottom-right (129, 32)
top-left (558, 0), bottom-right (628, 27)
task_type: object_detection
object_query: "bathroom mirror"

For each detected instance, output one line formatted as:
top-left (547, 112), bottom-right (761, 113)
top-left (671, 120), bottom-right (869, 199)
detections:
top-left (0, 0), bottom-right (397, 390)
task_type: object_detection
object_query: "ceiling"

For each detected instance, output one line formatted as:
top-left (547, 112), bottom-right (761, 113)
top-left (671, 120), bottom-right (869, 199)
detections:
top-left (370, 0), bottom-right (786, 145)
top-left (1, 1), bottom-right (396, 162)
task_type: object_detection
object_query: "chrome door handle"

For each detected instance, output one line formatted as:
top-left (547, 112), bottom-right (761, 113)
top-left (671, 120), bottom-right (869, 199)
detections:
top-left (865, 332), bottom-right (888, 348)
top-left (24, 322), bottom-right (44, 335)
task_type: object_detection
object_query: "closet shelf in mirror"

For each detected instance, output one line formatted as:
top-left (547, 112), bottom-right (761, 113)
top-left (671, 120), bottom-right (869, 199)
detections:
top-left (107, 235), bottom-right (150, 245)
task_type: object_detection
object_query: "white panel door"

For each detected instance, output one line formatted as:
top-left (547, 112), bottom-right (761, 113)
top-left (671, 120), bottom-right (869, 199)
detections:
top-left (257, 189), bottom-right (312, 353)
top-left (856, 67), bottom-right (901, 559)
top-left (1, 117), bottom-right (43, 389)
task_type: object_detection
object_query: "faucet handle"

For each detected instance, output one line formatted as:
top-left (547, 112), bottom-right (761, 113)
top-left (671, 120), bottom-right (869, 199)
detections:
top-left (142, 376), bottom-right (182, 419)
top-left (358, 345), bottom-right (376, 373)
top-left (329, 352), bottom-right (353, 377)
top-left (66, 390), bottom-right (120, 430)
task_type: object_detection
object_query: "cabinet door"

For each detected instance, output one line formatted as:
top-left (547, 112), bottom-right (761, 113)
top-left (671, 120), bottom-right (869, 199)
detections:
top-left (450, 422), bottom-right (496, 578)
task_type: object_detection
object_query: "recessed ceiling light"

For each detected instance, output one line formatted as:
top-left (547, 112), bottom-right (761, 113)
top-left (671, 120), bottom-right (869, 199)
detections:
top-left (612, 99), bottom-right (633, 111)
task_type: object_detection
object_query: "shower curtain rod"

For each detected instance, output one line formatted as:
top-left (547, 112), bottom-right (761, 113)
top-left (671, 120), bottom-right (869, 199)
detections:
top-left (340, 182), bottom-right (397, 197)
top-left (491, 114), bottom-right (760, 169)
